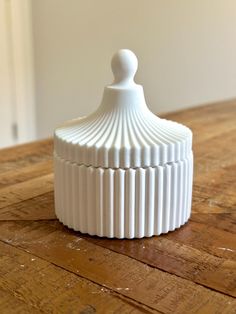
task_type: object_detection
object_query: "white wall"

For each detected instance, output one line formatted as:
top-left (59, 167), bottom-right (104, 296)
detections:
top-left (0, 0), bottom-right (15, 147)
top-left (0, 0), bottom-right (35, 148)
top-left (32, 0), bottom-right (236, 139)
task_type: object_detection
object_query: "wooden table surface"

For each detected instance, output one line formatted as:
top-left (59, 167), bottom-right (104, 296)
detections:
top-left (0, 100), bottom-right (236, 313)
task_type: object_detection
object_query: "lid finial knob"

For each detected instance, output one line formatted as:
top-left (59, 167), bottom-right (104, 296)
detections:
top-left (111, 49), bottom-right (138, 86)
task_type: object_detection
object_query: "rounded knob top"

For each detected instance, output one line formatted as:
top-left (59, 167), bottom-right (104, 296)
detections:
top-left (111, 49), bottom-right (138, 86)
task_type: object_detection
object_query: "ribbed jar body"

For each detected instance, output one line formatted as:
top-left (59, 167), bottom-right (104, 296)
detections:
top-left (54, 151), bottom-right (193, 239)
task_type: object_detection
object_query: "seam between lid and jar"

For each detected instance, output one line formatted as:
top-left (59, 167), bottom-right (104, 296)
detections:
top-left (53, 150), bottom-right (193, 170)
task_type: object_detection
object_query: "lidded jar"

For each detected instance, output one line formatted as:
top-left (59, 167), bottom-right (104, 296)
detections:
top-left (54, 49), bottom-right (193, 239)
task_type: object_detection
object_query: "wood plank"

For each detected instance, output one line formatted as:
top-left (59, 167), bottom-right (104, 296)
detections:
top-left (165, 220), bottom-right (236, 260)
top-left (0, 220), bottom-right (235, 313)
top-left (1, 209), bottom-right (234, 297)
top-left (162, 101), bottom-right (236, 146)
top-left (0, 139), bottom-right (53, 173)
top-left (0, 160), bottom-right (53, 189)
top-left (0, 174), bottom-right (53, 209)
top-left (1, 218), bottom-right (235, 297)
top-left (0, 191), bottom-right (56, 221)
top-left (190, 213), bottom-right (236, 234)
top-left (0, 139), bottom-right (52, 162)
top-left (192, 163), bottom-right (236, 215)
top-left (193, 132), bottom-right (236, 175)
top-left (0, 240), bottom-right (153, 314)
top-left (162, 100), bottom-right (236, 129)
top-left (0, 287), bottom-right (41, 314)
top-left (86, 229), bottom-right (236, 297)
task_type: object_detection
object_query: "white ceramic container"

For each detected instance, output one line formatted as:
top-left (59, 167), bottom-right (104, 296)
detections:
top-left (54, 49), bottom-right (193, 238)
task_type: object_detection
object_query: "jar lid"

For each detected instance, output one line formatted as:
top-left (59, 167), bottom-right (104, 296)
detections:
top-left (54, 49), bottom-right (192, 169)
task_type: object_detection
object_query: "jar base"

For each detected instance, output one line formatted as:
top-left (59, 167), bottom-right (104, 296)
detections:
top-left (54, 152), bottom-right (193, 239)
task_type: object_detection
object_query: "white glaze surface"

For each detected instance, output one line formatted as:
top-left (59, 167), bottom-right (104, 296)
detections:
top-left (54, 49), bottom-right (194, 238)
top-left (54, 49), bottom-right (192, 168)
top-left (54, 152), bottom-right (193, 238)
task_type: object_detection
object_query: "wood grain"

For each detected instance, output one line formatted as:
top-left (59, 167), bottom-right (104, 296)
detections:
top-left (0, 100), bottom-right (235, 313)
top-left (0, 220), bottom-right (235, 313)
top-left (0, 160), bottom-right (53, 189)
top-left (0, 240), bottom-right (152, 314)
top-left (0, 174), bottom-right (53, 209)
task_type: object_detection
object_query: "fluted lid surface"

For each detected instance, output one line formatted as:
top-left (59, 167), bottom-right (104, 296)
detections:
top-left (54, 49), bottom-right (192, 168)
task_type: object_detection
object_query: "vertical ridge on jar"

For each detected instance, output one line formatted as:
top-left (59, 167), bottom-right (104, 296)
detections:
top-left (79, 165), bottom-right (87, 233)
top-left (125, 169), bottom-right (135, 238)
top-left (162, 164), bottom-right (171, 233)
top-left (135, 168), bottom-right (146, 238)
top-left (170, 162), bottom-right (178, 231)
top-left (54, 157), bottom-right (60, 218)
top-left (146, 167), bottom-right (155, 237)
top-left (87, 167), bottom-right (96, 235)
top-left (177, 160), bottom-right (184, 228)
top-left (72, 164), bottom-right (80, 230)
top-left (105, 169), bottom-right (114, 238)
top-left (187, 152), bottom-right (193, 220)
top-left (183, 157), bottom-right (189, 223)
top-left (156, 166), bottom-right (164, 235)
top-left (62, 160), bottom-right (67, 225)
top-left (114, 169), bottom-right (125, 238)
top-left (96, 168), bottom-right (104, 237)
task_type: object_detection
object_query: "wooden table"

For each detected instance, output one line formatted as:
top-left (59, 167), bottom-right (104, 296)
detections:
top-left (0, 101), bottom-right (235, 313)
